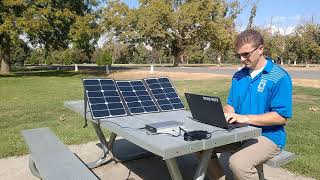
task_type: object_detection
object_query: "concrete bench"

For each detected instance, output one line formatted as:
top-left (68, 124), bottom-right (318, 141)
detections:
top-left (21, 127), bottom-right (98, 180)
top-left (257, 151), bottom-right (296, 180)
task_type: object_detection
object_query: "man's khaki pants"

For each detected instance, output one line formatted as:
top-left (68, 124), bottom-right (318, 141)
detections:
top-left (203, 136), bottom-right (281, 180)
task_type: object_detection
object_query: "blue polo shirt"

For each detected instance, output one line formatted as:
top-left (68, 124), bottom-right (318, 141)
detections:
top-left (227, 58), bottom-right (292, 150)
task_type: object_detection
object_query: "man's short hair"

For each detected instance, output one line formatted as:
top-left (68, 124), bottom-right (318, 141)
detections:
top-left (235, 29), bottom-right (264, 50)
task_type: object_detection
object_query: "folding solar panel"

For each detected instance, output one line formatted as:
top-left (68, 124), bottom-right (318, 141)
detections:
top-left (116, 80), bottom-right (159, 114)
top-left (83, 79), bottom-right (128, 119)
top-left (144, 77), bottom-right (185, 111)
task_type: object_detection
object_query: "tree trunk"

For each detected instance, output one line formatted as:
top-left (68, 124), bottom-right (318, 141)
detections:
top-left (173, 53), bottom-right (183, 67)
top-left (217, 56), bottom-right (222, 67)
top-left (1, 59), bottom-right (10, 74)
top-left (106, 65), bottom-right (110, 74)
top-left (0, 35), bottom-right (11, 74)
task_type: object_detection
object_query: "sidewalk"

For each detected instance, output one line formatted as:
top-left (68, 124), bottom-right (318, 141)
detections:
top-left (0, 141), bottom-right (314, 180)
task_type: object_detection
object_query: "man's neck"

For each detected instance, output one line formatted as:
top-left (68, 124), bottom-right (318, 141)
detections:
top-left (252, 55), bottom-right (267, 70)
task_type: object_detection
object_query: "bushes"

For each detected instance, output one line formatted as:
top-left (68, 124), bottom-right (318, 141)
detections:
top-left (95, 49), bottom-right (112, 66)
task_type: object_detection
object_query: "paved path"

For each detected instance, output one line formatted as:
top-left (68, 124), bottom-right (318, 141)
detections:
top-left (0, 140), bottom-right (314, 180)
top-left (140, 66), bottom-right (320, 80)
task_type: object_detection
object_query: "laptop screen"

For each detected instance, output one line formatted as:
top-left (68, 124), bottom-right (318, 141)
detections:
top-left (185, 93), bottom-right (229, 129)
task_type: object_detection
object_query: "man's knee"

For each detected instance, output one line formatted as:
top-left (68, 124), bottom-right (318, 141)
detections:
top-left (229, 154), bottom-right (242, 173)
top-left (229, 155), bottom-right (257, 179)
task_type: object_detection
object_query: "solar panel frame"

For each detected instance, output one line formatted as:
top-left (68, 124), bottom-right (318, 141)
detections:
top-left (144, 77), bottom-right (186, 111)
top-left (116, 80), bottom-right (160, 115)
top-left (83, 78), bottom-right (129, 120)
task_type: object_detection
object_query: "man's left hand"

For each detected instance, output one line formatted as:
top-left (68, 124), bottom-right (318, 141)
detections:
top-left (225, 113), bottom-right (250, 124)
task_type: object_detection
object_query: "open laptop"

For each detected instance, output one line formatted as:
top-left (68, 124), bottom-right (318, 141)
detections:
top-left (185, 93), bottom-right (248, 129)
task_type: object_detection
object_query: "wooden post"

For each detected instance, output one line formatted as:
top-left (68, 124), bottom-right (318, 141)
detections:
top-left (75, 64), bottom-right (78, 71)
top-left (150, 64), bottom-right (154, 74)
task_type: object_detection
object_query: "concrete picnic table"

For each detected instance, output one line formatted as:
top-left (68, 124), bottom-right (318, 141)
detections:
top-left (64, 100), bottom-right (261, 180)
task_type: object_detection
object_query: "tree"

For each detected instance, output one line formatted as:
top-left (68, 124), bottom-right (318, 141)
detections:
top-left (20, 0), bottom-right (100, 62)
top-left (247, 3), bottom-right (257, 29)
top-left (69, 13), bottom-right (101, 62)
top-left (96, 49), bottom-right (112, 73)
top-left (288, 23), bottom-right (320, 65)
top-left (103, 0), bottom-right (240, 66)
top-left (0, 0), bottom-right (25, 74)
top-left (11, 38), bottom-right (31, 67)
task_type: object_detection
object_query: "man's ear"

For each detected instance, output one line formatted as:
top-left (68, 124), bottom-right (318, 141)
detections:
top-left (258, 45), bottom-right (264, 55)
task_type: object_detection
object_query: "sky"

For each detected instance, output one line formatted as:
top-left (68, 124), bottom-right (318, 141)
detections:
top-left (121, 0), bottom-right (320, 34)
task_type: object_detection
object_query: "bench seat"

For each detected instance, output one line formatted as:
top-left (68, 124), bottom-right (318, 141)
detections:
top-left (22, 127), bottom-right (98, 180)
top-left (257, 150), bottom-right (295, 180)
top-left (265, 150), bottom-right (295, 168)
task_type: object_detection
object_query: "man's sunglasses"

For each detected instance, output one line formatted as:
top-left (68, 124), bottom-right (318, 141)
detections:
top-left (235, 46), bottom-right (260, 59)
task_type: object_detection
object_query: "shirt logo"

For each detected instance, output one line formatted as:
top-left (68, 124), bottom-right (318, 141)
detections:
top-left (257, 79), bottom-right (267, 92)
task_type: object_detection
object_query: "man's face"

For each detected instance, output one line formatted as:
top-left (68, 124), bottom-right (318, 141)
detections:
top-left (236, 43), bottom-right (263, 69)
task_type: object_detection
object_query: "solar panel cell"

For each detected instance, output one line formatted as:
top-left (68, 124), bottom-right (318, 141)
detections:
top-left (91, 104), bottom-right (108, 110)
top-left (103, 91), bottom-right (118, 96)
top-left (89, 97), bottom-right (105, 104)
top-left (101, 85), bottom-right (117, 91)
top-left (136, 91), bottom-right (149, 96)
top-left (92, 110), bottom-right (110, 118)
top-left (138, 95), bottom-right (152, 101)
top-left (172, 103), bottom-right (184, 109)
top-left (108, 103), bottom-right (124, 109)
top-left (124, 96), bottom-right (139, 102)
top-left (84, 79), bottom-right (100, 85)
top-left (100, 79), bottom-right (114, 85)
top-left (85, 85), bottom-right (101, 91)
top-left (109, 109), bottom-right (126, 116)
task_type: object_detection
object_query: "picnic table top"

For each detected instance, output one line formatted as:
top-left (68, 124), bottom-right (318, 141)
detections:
top-left (64, 100), bottom-right (261, 160)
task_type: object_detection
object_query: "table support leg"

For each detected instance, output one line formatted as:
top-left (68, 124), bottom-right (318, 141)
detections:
top-left (106, 132), bottom-right (118, 161)
top-left (87, 121), bottom-right (116, 168)
top-left (194, 149), bottom-right (214, 180)
top-left (165, 158), bottom-right (183, 180)
top-left (29, 156), bottom-right (41, 178)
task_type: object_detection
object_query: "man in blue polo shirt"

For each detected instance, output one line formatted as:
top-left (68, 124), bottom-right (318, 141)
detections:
top-left (206, 29), bottom-right (292, 180)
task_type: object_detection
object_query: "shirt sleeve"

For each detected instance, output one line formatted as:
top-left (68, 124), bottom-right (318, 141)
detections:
top-left (227, 79), bottom-right (235, 107)
top-left (269, 75), bottom-right (292, 118)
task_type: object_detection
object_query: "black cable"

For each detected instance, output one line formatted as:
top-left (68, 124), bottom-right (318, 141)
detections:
top-left (101, 119), bottom-right (145, 131)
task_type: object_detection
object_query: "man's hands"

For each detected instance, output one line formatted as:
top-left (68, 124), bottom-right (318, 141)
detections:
top-left (224, 113), bottom-right (250, 124)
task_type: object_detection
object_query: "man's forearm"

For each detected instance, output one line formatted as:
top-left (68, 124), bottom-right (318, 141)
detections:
top-left (246, 112), bottom-right (288, 126)
top-left (224, 105), bottom-right (288, 126)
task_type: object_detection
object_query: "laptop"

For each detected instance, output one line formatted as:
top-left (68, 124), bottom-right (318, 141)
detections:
top-left (185, 93), bottom-right (248, 129)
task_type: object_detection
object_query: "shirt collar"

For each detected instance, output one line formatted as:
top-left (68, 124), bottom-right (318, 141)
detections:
top-left (262, 57), bottom-right (274, 73)
top-left (242, 57), bottom-right (274, 76)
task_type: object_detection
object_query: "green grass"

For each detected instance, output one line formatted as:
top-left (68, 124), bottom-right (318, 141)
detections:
top-left (0, 69), bottom-right (319, 179)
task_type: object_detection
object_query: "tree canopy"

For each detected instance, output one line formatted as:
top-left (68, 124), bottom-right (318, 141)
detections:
top-left (103, 0), bottom-right (240, 66)
top-left (0, 0), bottom-right (100, 74)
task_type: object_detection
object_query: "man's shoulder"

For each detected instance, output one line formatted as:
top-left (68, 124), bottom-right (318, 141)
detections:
top-left (262, 64), bottom-right (291, 83)
top-left (233, 67), bottom-right (248, 80)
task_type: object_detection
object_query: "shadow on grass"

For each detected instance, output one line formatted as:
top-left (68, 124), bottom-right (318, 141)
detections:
top-left (0, 65), bottom-right (138, 78)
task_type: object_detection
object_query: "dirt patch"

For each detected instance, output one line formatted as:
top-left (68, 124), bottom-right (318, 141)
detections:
top-left (292, 79), bottom-right (320, 89)
top-left (293, 94), bottom-right (319, 103)
top-left (109, 70), bottom-right (320, 89)
top-left (108, 70), bottom-right (230, 81)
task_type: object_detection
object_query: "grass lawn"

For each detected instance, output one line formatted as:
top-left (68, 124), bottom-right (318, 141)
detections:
top-left (0, 68), bottom-right (319, 179)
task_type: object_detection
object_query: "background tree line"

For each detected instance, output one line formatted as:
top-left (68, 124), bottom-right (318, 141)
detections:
top-left (1, 0), bottom-right (320, 74)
